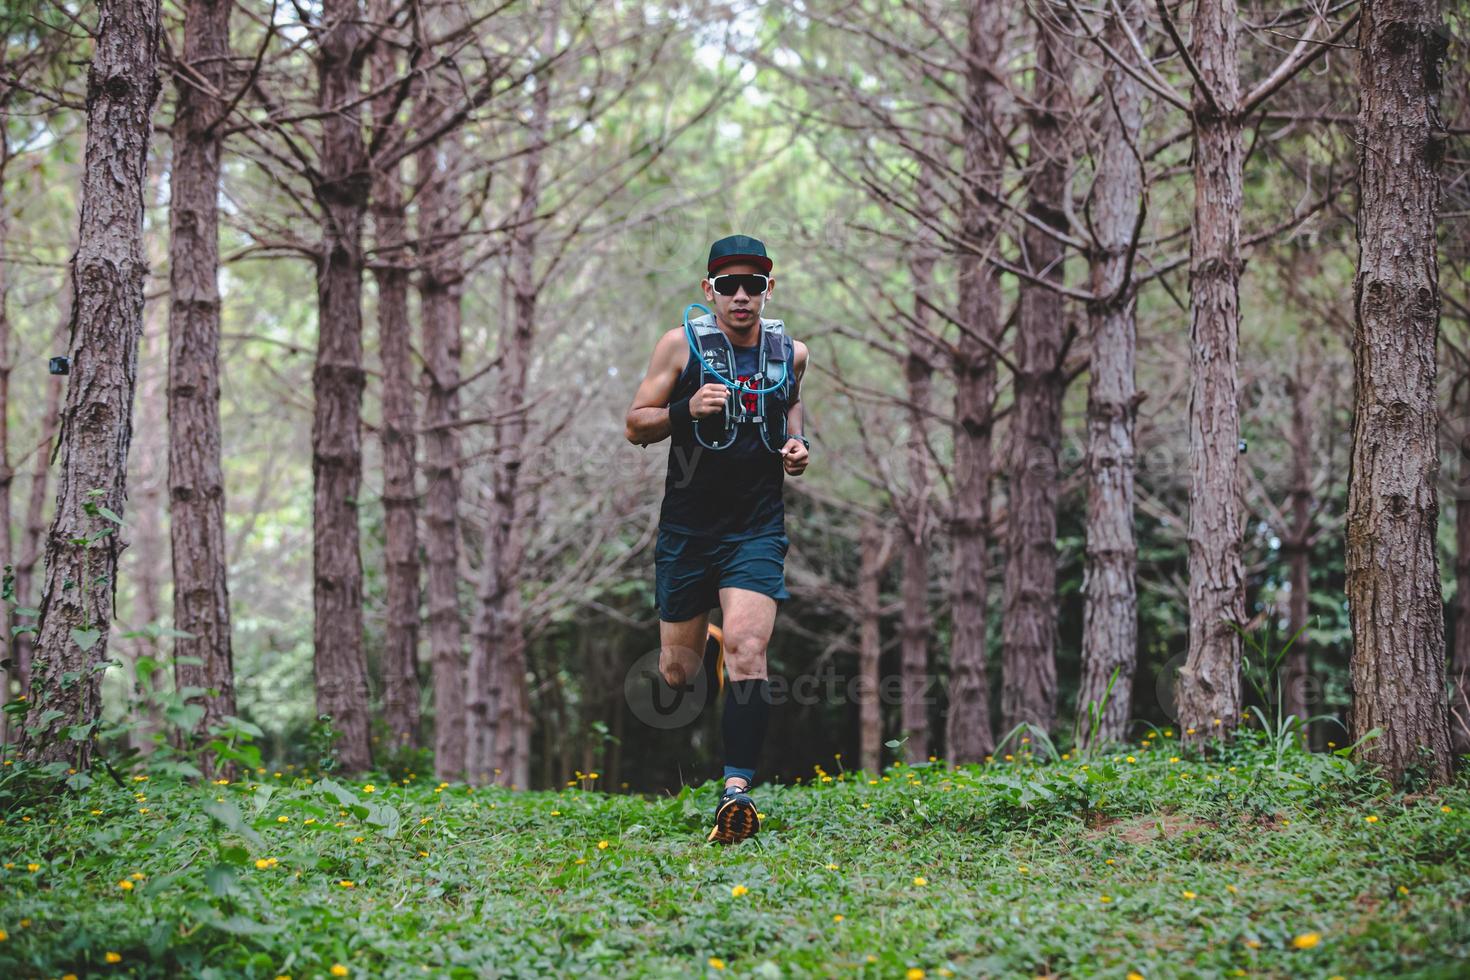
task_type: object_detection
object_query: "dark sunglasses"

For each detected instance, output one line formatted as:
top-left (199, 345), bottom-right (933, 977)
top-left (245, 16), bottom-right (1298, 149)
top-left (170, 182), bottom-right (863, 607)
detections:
top-left (709, 273), bottom-right (770, 297)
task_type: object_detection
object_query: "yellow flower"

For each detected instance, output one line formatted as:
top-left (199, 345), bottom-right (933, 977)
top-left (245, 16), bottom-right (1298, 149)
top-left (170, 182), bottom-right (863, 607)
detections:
top-left (574, 858), bottom-right (586, 865)
top-left (550, 810), bottom-right (561, 816)
top-left (1105, 859), bottom-right (1115, 866)
top-left (1292, 932), bottom-right (1321, 950)
top-left (26, 863), bottom-right (38, 872)
top-left (117, 879), bottom-right (134, 891)
top-left (331, 965), bottom-right (349, 977)
top-left (833, 914), bottom-right (845, 922)
top-left (1365, 815), bottom-right (1379, 824)
top-left (215, 778), bottom-right (230, 785)
top-left (1226, 884), bottom-right (1238, 894)
top-left (826, 863), bottom-right (839, 870)
top-left (907, 970), bottom-right (926, 980)
top-left (105, 952), bottom-right (123, 963)
top-left (1125, 757), bottom-right (1136, 764)
top-left (1169, 757), bottom-right (1180, 764)
top-left (91, 809), bottom-right (104, 815)
top-left (597, 840), bottom-right (609, 850)
top-left (708, 957), bottom-right (726, 970)
top-left (362, 785), bottom-right (376, 794)
top-left (1244, 939), bottom-right (1261, 949)
top-left (19, 919), bottom-right (29, 928)
top-left (1099, 895), bottom-right (1112, 904)
top-left (1128, 973), bottom-right (1145, 980)
top-left (912, 876), bottom-right (927, 887)
top-left (353, 836), bottom-right (365, 844)
top-left (867, 955), bottom-right (879, 964)
top-left (1442, 805), bottom-right (1452, 813)
top-left (1186, 728), bottom-right (1196, 735)
top-left (420, 817), bottom-right (431, 825)
top-left (1397, 885), bottom-right (1409, 896)
top-left (1182, 890), bottom-right (1196, 900)
top-left (275, 975), bottom-right (290, 980)
top-left (339, 880), bottom-right (355, 888)
top-left (730, 885), bottom-right (749, 897)
top-left (1017, 865), bottom-right (1029, 874)
top-left (277, 816), bottom-right (289, 823)
top-left (0, 929), bottom-right (6, 941)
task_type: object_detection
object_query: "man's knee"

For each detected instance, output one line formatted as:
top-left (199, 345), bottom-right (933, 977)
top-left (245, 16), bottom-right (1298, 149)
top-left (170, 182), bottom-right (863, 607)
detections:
top-left (659, 646), bottom-right (698, 688)
top-left (724, 632), bottom-right (768, 681)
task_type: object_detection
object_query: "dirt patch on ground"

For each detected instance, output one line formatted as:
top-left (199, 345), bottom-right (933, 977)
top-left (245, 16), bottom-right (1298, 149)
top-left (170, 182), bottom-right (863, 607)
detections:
top-left (1087, 813), bottom-right (1210, 844)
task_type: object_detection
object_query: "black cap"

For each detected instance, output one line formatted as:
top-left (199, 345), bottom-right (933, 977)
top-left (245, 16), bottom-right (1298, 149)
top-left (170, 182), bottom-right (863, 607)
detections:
top-left (707, 234), bottom-right (772, 274)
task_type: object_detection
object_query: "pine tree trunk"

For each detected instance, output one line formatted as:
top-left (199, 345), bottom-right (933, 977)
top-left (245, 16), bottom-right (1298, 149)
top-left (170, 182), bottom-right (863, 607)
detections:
top-left (0, 138), bottom-right (14, 742)
top-left (858, 517), bottom-right (885, 773)
top-left (1178, 0), bottom-right (1246, 744)
top-left (1346, 0), bottom-right (1452, 786)
top-left (1282, 371), bottom-right (1313, 722)
top-left (16, 299), bottom-right (68, 692)
top-left (1001, 17), bottom-right (1068, 737)
top-left (945, 0), bottom-right (1003, 763)
top-left (130, 309), bottom-right (167, 751)
top-left (1453, 393), bottom-right (1470, 753)
top-left (417, 110), bottom-right (467, 779)
top-left (896, 146), bottom-right (937, 773)
top-left (19, 0), bottom-right (162, 766)
top-left (371, 31), bottom-right (422, 752)
top-left (311, 0), bottom-right (373, 772)
top-left (168, 0), bottom-right (235, 772)
top-left (1078, 0), bottom-right (1143, 749)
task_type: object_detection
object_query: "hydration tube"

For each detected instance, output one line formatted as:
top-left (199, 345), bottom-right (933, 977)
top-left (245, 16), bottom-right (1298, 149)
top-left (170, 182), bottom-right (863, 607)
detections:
top-left (683, 302), bottom-right (788, 395)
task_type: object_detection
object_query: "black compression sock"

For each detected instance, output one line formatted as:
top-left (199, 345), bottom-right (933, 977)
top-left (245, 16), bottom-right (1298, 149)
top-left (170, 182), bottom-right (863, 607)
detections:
top-left (722, 678), bottom-right (772, 776)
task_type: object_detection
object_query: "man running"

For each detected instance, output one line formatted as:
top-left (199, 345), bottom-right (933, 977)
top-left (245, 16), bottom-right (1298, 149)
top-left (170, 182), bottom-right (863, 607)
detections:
top-left (624, 234), bottom-right (809, 845)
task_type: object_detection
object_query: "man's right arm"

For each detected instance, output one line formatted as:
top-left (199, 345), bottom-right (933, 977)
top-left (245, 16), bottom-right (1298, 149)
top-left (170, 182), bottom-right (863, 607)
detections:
top-left (624, 329), bottom-right (686, 446)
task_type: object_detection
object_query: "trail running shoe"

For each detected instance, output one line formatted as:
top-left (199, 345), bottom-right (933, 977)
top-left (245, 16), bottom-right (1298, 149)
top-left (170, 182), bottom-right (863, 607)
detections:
top-left (706, 779), bottom-right (760, 845)
top-left (702, 624), bottom-right (726, 709)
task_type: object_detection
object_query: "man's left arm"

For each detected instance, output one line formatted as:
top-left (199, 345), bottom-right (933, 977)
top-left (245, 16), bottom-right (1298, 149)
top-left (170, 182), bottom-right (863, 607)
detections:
top-left (781, 341), bottom-right (809, 477)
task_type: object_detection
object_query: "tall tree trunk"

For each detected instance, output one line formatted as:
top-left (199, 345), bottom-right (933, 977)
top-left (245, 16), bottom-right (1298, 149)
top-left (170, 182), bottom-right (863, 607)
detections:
top-left (16, 295), bottom-right (69, 692)
top-left (19, 0), bottom-right (162, 766)
top-left (858, 517), bottom-right (885, 773)
top-left (1177, 0), bottom-right (1246, 744)
top-left (945, 0), bottom-right (1003, 763)
top-left (1346, 0), bottom-right (1452, 786)
top-left (0, 132), bottom-right (13, 741)
top-left (1001, 15), bottom-right (1069, 736)
top-left (311, 0), bottom-right (373, 772)
top-left (1078, 0), bottom-right (1144, 748)
top-left (418, 120), bottom-right (468, 779)
top-left (477, 1), bottom-right (559, 790)
top-left (1282, 369), bottom-right (1313, 722)
top-left (371, 26), bottom-right (422, 751)
top-left (1453, 380), bottom-right (1470, 754)
top-left (130, 306), bottom-right (167, 751)
top-left (168, 0), bottom-right (235, 771)
top-left (897, 144), bottom-right (937, 773)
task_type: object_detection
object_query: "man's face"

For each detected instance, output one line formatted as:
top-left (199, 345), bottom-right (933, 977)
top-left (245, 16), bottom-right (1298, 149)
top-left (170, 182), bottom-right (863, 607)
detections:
top-left (702, 261), bottom-right (774, 330)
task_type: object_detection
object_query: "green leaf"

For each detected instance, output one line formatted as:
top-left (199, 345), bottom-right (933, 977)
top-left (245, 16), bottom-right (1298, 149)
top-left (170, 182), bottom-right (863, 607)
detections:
top-left (203, 799), bottom-right (262, 846)
top-left (70, 628), bottom-right (102, 651)
top-left (96, 506), bottom-right (125, 525)
top-left (205, 863), bottom-right (239, 897)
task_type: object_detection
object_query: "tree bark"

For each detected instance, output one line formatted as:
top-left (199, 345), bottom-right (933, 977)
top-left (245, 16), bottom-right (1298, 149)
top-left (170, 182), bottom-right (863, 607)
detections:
top-left (311, 0), bottom-right (373, 772)
top-left (0, 125), bottom-right (14, 742)
top-left (944, 0), bottom-right (1003, 763)
top-left (1346, 0), bottom-right (1452, 786)
top-left (16, 297), bottom-right (69, 692)
top-left (1282, 369), bottom-right (1313, 722)
top-left (1001, 14), bottom-right (1068, 737)
top-left (1078, 0), bottom-right (1144, 749)
top-left (1178, 0), bottom-right (1246, 744)
top-left (371, 26), bottom-right (422, 752)
top-left (168, 0), bottom-right (236, 771)
top-left (417, 119), bottom-right (468, 780)
top-left (895, 142), bottom-right (938, 774)
top-left (19, 0), bottom-right (162, 766)
top-left (858, 517), bottom-right (886, 773)
top-left (1453, 383), bottom-right (1470, 754)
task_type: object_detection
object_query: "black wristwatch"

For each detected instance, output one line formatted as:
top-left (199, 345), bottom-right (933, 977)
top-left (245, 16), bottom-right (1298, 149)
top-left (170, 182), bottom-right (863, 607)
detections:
top-left (793, 434), bottom-right (810, 450)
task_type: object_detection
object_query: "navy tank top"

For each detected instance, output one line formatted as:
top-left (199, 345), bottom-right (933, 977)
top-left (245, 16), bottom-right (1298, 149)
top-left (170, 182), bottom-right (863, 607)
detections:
top-left (660, 339), bottom-right (788, 541)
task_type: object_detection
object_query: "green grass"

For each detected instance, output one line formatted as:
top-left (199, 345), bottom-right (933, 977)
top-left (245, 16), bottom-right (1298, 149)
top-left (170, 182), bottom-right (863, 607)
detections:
top-left (0, 732), bottom-right (1466, 979)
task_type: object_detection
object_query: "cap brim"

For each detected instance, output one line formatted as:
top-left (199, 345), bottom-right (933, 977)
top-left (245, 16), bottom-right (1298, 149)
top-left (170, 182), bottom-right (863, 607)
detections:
top-left (708, 254), bottom-right (773, 274)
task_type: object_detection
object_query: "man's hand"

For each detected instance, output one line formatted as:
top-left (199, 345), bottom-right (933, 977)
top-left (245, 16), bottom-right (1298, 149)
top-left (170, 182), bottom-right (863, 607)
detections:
top-left (781, 437), bottom-right (809, 476)
top-left (690, 382), bottom-right (730, 419)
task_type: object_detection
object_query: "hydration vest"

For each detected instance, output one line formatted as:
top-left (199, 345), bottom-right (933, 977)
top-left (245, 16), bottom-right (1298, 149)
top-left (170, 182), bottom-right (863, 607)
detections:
top-left (683, 313), bottom-right (795, 453)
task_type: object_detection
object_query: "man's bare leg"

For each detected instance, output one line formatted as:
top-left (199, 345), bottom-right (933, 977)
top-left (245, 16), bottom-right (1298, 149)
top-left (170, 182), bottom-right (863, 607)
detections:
top-left (658, 612), bottom-right (710, 692)
top-left (717, 588), bottom-right (777, 791)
